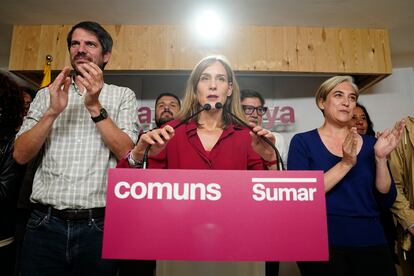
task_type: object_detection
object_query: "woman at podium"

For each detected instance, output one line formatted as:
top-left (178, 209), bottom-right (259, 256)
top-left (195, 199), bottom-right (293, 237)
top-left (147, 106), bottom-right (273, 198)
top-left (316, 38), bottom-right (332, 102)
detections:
top-left (118, 55), bottom-right (278, 171)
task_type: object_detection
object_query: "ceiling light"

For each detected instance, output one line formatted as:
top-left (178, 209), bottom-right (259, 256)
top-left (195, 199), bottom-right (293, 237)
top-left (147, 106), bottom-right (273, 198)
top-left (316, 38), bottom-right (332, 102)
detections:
top-left (191, 9), bottom-right (226, 46)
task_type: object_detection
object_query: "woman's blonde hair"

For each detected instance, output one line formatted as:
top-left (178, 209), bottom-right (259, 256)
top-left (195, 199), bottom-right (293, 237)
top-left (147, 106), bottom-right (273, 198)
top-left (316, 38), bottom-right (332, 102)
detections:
top-left (177, 55), bottom-right (247, 127)
top-left (315, 75), bottom-right (359, 112)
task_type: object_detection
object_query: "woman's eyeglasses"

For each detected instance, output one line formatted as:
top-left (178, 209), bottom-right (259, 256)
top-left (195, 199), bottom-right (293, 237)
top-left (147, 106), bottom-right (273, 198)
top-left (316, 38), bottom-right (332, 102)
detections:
top-left (242, 105), bottom-right (268, 116)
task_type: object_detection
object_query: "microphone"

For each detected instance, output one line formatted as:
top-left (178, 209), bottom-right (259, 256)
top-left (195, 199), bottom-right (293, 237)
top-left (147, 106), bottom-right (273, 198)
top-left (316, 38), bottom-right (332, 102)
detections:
top-left (173, 103), bottom-right (212, 129)
top-left (215, 102), bottom-right (284, 170)
top-left (142, 103), bottom-right (212, 169)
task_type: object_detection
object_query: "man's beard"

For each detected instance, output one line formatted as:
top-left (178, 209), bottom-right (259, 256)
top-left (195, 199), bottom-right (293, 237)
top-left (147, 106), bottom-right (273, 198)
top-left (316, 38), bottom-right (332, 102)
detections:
top-left (155, 116), bottom-right (174, 128)
top-left (71, 53), bottom-right (104, 74)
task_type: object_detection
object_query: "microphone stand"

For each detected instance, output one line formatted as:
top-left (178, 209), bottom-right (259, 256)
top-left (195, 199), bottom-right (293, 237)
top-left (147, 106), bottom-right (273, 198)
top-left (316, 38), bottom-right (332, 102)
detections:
top-left (141, 103), bottom-right (212, 169)
top-left (215, 102), bottom-right (284, 170)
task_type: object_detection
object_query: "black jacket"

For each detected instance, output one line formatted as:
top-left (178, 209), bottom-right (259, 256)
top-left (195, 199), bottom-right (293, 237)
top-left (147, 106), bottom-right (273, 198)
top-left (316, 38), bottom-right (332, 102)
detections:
top-left (0, 135), bottom-right (24, 240)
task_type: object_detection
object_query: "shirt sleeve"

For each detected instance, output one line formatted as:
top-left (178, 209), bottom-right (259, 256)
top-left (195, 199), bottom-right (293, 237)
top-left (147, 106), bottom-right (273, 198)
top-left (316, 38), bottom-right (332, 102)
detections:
top-left (273, 132), bottom-right (288, 168)
top-left (247, 150), bottom-right (266, 170)
top-left (246, 133), bottom-right (267, 170)
top-left (389, 135), bottom-right (414, 230)
top-left (16, 88), bottom-right (49, 138)
top-left (375, 173), bottom-right (397, 209)
top-left (116, 156), bottom-right (131, 168)
top-left (116, 88), bottom-right (139, 144)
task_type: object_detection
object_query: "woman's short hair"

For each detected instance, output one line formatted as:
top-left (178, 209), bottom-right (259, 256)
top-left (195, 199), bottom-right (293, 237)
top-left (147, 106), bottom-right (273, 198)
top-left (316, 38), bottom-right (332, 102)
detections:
top-left (315, 75), bottom-right (359, 112)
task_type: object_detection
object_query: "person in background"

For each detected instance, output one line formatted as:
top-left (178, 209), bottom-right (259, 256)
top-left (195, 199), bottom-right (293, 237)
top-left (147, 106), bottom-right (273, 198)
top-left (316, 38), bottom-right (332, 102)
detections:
top-left (14, 21), bottom-right (138, 275)
top-left (351, 102), bottom-right (375, 136)
top-left (288, 75), bottom-right (404, 276)
top-left (0, 73), bottom-right (26, 276)
top-left (13, 86), bottom-right (36, 275)
top-left (351, 102), bottom-right (399, 270)
top-left (20, 88), bottom-right (35, 118)
top-left (240, 88), bottom-right (288, 276)
top-left (154, 92), bottom-right (181, 128)
top-left (240, 88), bottom-right (288, 168)
top-left (389, 116), bottom-right (414, 276)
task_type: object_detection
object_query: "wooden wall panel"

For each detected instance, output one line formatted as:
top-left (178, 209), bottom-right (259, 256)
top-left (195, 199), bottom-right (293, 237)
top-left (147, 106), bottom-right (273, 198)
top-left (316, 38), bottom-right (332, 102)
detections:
top-left (9, 25), bottom-right (392, 76)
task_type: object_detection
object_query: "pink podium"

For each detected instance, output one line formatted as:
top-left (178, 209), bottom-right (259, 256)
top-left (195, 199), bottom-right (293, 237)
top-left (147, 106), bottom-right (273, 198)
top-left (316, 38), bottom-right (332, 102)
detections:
top-left (102, 169), bottom-right (328, 261)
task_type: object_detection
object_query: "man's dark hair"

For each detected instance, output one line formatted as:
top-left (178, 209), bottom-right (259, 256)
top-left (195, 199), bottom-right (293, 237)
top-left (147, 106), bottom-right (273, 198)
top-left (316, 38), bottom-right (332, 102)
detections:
top-left (0, 74), bottom-right (24, 137)
top-left (240, 89), bottom-right (265, 106)
top-left (155, 92), bottom-right (181, 107)
top-left (21, 87), bottom-right (36, 100)
top-left (67, 21), bottom-right (113, 55)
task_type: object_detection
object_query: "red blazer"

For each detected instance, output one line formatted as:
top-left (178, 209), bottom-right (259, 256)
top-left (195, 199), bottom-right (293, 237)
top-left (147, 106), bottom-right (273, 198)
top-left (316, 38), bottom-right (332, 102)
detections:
top-left (117, 119), bottom-right (266, 170)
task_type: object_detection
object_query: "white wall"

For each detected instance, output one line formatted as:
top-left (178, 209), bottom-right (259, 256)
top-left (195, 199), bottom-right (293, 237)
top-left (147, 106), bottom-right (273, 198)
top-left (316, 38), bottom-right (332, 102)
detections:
top-left (360, 68), bottom-right (414, 131)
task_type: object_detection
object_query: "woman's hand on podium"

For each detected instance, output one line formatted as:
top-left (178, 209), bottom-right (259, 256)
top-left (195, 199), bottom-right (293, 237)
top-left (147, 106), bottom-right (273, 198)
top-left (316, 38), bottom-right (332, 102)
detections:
top-left (132, 125), bottom-right (175, 161)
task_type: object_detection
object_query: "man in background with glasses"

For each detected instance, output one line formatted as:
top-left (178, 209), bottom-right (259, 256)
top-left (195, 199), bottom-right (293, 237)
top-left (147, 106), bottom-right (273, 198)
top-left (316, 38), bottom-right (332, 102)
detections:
top-left (240, 89), bottom-right (288, 166)
top-left (240, 89), bottom-right (288, 276)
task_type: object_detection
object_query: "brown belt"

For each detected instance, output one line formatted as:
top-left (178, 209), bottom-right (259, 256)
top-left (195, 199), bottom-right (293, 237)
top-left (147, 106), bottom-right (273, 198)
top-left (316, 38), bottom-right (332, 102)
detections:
top-left (33, 204), bottom-right (105, 220)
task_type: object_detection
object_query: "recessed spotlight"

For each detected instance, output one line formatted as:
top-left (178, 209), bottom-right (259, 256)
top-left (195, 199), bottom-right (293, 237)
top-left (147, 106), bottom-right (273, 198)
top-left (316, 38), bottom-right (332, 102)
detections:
top-left (191, 9), bottom-right (226, 45)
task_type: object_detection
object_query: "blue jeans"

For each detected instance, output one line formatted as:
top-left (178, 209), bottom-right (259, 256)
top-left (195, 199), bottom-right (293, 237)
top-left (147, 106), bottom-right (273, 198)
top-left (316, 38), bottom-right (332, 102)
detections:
top-left (21, 209), bottom-right (118, 276)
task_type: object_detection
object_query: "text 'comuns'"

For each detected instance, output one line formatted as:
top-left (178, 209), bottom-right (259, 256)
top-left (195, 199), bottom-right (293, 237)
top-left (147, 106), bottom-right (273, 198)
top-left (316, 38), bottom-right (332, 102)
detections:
top-left (114, 181), bottom-right (222, 201)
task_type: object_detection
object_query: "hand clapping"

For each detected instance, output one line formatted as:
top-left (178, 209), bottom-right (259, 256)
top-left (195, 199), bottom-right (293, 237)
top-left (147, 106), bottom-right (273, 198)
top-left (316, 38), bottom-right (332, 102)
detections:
top-left (47, 67), bottom-right (71, 116)
top-left (374, 119), bottom-right (405, 159)
top-left (76, 62), bottom-right (105, 109)
top-left (342, 127), bottom-right (358, 167)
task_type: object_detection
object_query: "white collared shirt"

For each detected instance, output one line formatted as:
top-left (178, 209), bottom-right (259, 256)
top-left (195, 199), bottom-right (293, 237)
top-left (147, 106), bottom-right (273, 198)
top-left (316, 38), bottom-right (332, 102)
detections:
top-left (17, 82), bottom-right (139, 209)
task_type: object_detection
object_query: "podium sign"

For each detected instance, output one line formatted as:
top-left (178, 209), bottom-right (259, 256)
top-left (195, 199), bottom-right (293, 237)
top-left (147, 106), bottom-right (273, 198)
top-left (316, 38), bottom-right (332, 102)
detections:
top-left (102, 169), bottom-right (328, 261)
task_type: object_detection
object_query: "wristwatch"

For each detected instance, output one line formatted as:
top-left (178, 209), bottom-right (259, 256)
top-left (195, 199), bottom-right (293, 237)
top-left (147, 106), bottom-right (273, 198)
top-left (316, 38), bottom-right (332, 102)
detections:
top-left (127, 151), bottom-right (143, 168)
top-left (91, 108), bottom-right (108, 123)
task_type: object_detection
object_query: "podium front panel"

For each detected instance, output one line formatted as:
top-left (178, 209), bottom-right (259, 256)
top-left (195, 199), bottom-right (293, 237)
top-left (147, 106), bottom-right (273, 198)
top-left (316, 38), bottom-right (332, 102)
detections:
top-left (102, 169), bottom-right (327, 261)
